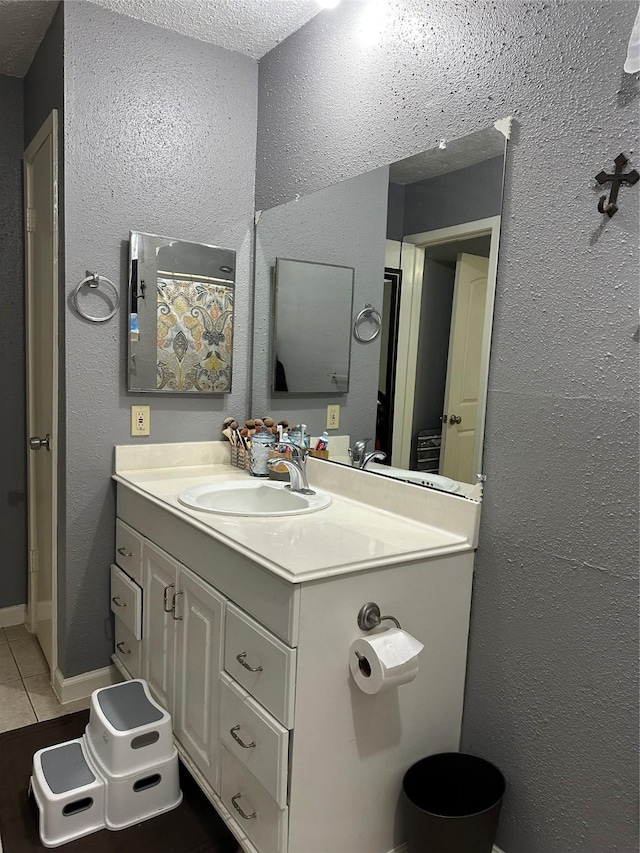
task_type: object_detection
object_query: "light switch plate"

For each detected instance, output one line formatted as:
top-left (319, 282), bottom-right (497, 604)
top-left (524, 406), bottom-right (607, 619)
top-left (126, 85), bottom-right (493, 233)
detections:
top-left (327, 405), bottom-right (340, 430)
top-left (131, 405), bottom-right (150, 436)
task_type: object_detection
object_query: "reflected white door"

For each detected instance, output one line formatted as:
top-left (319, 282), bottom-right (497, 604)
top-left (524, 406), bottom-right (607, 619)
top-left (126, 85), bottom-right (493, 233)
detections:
top-left (441, 253), bottom-right (489, 483)
top-left (24, 111), bottom-right (58, 669)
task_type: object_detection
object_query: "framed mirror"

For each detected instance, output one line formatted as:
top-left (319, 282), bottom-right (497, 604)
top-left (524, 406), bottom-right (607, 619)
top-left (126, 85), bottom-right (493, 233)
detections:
top-left (271, 258), bottom-right (354, 394)
top-left (128, 231), bottom-right (236, 393)
top-left (252, 121), bottom-right (509, 495)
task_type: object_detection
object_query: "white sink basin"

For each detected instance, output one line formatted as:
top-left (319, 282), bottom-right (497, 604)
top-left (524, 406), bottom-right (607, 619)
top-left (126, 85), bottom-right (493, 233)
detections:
top-left (366, 464), bottom-right (460, 493)
top-left (177, 480), bottom-right (332, 517)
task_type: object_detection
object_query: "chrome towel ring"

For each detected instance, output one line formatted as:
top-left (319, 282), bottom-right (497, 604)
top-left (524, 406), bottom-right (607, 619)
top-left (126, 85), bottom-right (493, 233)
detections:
top-left (72, 273), bottom-right (120, 323)
top-left (353, 303), bottom-right (382, 343)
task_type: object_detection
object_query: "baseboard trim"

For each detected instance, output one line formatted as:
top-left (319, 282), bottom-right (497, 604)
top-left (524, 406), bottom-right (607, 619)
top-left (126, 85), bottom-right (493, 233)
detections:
top-left (53, 664), bottom-right (121, 704)
top-left (0, 604), bottom-right (27, 628)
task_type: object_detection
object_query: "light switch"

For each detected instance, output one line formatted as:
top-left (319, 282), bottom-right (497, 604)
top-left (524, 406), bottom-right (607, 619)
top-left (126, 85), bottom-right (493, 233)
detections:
top-left (131, 405), bottom-right (150, 436)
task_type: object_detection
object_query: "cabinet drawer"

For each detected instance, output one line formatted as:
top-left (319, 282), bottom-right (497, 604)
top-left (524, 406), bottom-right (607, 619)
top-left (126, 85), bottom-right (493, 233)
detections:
top-left (110, 565), bottom-right (142, 640)
top-left (224, 604), bottom-right (296, 729)
top-left (220, 673), bottom-right (289, 808)
top-left (115, 519), bottom-right (143, 584)
top-left (220, 745), bottom-right (288, 853)
top-left (114, 618), bottom-right (141, 679)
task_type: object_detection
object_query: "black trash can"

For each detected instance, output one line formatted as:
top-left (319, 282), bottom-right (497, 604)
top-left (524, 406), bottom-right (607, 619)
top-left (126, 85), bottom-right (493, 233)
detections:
top-left (402, 752), bottom-right (505, 853)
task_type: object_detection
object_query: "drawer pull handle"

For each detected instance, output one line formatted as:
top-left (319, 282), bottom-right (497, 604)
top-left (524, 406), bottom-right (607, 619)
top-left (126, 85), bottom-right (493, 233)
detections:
top-left (236, 652), bottom-right (263, 673)
top-left (163, 584), bottom-right (175, 613)
top-left (172, 590), bottom-right (183, 621)
top-left (230, 725), bottom-right (256, 749)
top-left (112, 596), bottom-right (126, 607)
top-left (117, 547), bottom-right (132, 558)
top-left (116, 642), bottom-right (131, 655)
top-left (231, 793), bottom-right (256, 820)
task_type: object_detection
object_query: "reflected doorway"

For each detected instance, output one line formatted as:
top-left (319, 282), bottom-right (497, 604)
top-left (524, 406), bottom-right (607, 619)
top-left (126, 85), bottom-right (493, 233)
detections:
top-left (383, 216), bottom-right (501, 483)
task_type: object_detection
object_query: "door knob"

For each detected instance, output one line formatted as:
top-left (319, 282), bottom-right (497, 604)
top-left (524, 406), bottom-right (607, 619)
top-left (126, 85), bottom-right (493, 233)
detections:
top-left (29, 434), bottom-right (51, 451)
top-left (449, 415), bottom-right (462, 425)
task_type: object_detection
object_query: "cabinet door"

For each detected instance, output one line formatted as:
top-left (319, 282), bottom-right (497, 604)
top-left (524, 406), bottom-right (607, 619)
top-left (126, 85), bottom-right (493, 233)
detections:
top-left (174, 565), bottom-right (226, 793)
top-left (143, 541), bottom-right (179, 714)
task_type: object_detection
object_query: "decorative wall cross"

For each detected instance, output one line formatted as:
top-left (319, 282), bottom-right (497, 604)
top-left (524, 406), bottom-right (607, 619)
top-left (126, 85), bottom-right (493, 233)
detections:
top-left (595, 153), bottom-right (639, 217)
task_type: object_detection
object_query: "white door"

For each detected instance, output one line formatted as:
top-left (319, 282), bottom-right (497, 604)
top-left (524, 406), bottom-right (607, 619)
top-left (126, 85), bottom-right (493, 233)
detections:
top-left (143, 542), bottom-right (178, 713)
top-left (24, 112), bottom-right (58, 669)
top-left (441, 253), bottom-right (489, 483)
top-left (174, 566), bottom-right (225, 792)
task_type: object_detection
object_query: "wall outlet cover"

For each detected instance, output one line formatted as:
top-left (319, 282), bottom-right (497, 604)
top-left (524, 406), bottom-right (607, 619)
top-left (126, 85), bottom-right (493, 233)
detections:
top-left (327, 404), bottom-right (340, 430)
top-left (131, 405), bottom-right (150, 436)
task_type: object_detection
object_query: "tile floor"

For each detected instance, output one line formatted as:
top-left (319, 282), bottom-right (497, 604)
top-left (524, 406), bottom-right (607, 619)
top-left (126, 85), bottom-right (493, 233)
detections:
top-left (0, 625), bottom-right (89, 733)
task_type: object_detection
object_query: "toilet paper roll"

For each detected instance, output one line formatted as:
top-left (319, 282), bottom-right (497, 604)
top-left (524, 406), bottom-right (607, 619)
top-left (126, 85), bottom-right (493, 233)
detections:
top-left (349, 629), bottom-right (424, 695)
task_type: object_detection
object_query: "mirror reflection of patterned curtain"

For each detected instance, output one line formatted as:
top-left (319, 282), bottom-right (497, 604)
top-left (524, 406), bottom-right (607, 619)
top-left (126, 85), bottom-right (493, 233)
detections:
top-left (156, 277), bottom-right (233, 391)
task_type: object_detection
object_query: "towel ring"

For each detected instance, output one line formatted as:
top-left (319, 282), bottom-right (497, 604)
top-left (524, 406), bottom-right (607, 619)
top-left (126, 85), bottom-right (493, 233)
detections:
top-left (353, 303), bottom-right (382, 343)
top-left (72, 273), bottom-right (120, 323)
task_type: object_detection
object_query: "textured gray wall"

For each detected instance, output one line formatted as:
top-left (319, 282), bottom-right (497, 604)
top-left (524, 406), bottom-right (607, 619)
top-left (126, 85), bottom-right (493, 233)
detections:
top-left (61, 1), bottom-right (257, 675)
top-left (253, 167), bottom-right (388, 440)
top-left (23, 2), bottom-right (63, 148)
top-left (403, 155), bottom-right (504, 235)
top-left (0, 74), bottom-right (26, 608)
top-left (256, 3), bottom-right (640, 852)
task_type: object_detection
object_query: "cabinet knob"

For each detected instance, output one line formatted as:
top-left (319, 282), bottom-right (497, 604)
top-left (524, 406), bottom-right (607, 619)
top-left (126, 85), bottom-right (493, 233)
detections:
top-left (236, 651), bottom-right (263, 673)
top-left (116, 642), bottom-right (131, 655)
top-left (112, 596), bottom-right (126, 607)
top-left (230, 725), bottom-right (256, 749)
top-left (231, 793), bottom-right (256, 820)
top-left (117, 547), bottom-right (132, 558)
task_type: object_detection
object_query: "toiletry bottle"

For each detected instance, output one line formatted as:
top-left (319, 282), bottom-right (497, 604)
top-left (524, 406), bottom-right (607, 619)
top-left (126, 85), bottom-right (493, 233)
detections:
top-left (315, 430), bottom-right (330, 451)
top-left (249, 427), bottom-right (275, 477)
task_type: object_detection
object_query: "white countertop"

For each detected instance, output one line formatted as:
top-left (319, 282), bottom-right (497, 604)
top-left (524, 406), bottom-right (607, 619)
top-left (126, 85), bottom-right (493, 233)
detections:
top-left (113, 442), bottom-right (479, 584)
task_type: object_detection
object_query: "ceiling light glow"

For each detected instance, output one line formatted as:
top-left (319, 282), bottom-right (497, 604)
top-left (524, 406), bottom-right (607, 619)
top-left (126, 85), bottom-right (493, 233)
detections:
top-left (317, 0), bottom-right (341, 9)
top-left (359, 0), bottom-right (390, 46)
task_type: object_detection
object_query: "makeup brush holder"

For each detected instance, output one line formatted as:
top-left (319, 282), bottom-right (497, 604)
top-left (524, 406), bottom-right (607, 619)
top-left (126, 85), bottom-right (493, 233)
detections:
top-left (230, 446), bottom-right (250, 471)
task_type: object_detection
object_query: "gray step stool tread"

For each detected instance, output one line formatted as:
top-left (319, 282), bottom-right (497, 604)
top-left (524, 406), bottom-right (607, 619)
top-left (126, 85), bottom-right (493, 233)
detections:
top-left (40, 742), bottom-right (95, 794)
top-left (97, 681), bottom-right (164, 731)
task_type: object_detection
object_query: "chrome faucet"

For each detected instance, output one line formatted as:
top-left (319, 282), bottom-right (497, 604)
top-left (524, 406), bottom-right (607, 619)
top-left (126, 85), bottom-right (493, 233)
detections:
top-left (267, 443), bottom-right (315, 495)
top-left (349, 438), bottom-right (386, 470)
top-left (362, 450), bottom-right (386, 470)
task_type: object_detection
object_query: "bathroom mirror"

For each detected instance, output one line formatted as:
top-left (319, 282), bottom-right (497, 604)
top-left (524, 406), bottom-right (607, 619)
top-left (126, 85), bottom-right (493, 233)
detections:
top-left (128, 232), bottom-right (236, 393)
top-left (252, 121), bottom-right (509, 493)
top-left (271, 258), bottom-right (354, 394)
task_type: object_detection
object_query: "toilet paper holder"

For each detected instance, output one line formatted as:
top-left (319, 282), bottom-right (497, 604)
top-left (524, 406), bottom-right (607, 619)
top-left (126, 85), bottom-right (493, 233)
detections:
top-left (357, 602), bottom-right (402, 632)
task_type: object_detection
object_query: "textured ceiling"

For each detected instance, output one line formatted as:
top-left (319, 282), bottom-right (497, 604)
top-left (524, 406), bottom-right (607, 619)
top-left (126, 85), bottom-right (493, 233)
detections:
top-left (0, 0), bottom-right (58, 77)
top-left (0, 0), bottom-right (323, 78)
top-left (86, 0), bottom-right (322, 59)
top-left (389, 125), bottom-right (507, 185)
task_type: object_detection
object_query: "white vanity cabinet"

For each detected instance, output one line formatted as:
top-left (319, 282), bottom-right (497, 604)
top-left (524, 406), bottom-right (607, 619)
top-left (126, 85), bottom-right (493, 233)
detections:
top-left (140, 541), bottom-right (226, 793)
top-left (112, 472), bottom-right (477, 853)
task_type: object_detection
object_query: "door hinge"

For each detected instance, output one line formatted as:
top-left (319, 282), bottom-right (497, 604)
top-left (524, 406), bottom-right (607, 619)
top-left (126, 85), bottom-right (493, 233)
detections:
top-left (29, 549), bottom-right (38, 574)
top-left (26, 208), bottom-right (36, 232)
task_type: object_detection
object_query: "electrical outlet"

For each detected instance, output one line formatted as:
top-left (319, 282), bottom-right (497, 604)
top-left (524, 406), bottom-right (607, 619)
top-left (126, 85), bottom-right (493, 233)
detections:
top-left (131, 405), bottom-right (150, 436)
top-left (327, 404), bottom-right (340, 430)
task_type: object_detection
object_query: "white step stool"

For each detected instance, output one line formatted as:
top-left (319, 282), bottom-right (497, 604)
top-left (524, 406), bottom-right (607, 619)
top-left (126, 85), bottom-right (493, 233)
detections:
top-left (86, 679), bottom-right (174, 777)
top-left (87, 744), bottom-right (182, 830)
top-left (30, 738), bottom-right (106, 848)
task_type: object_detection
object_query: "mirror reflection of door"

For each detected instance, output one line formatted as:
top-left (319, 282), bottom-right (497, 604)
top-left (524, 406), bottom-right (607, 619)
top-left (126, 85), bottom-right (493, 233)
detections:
top-left (441, 253), bottom-right (489, 482)
top-left (385, 223), bottom-right (497, 483)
